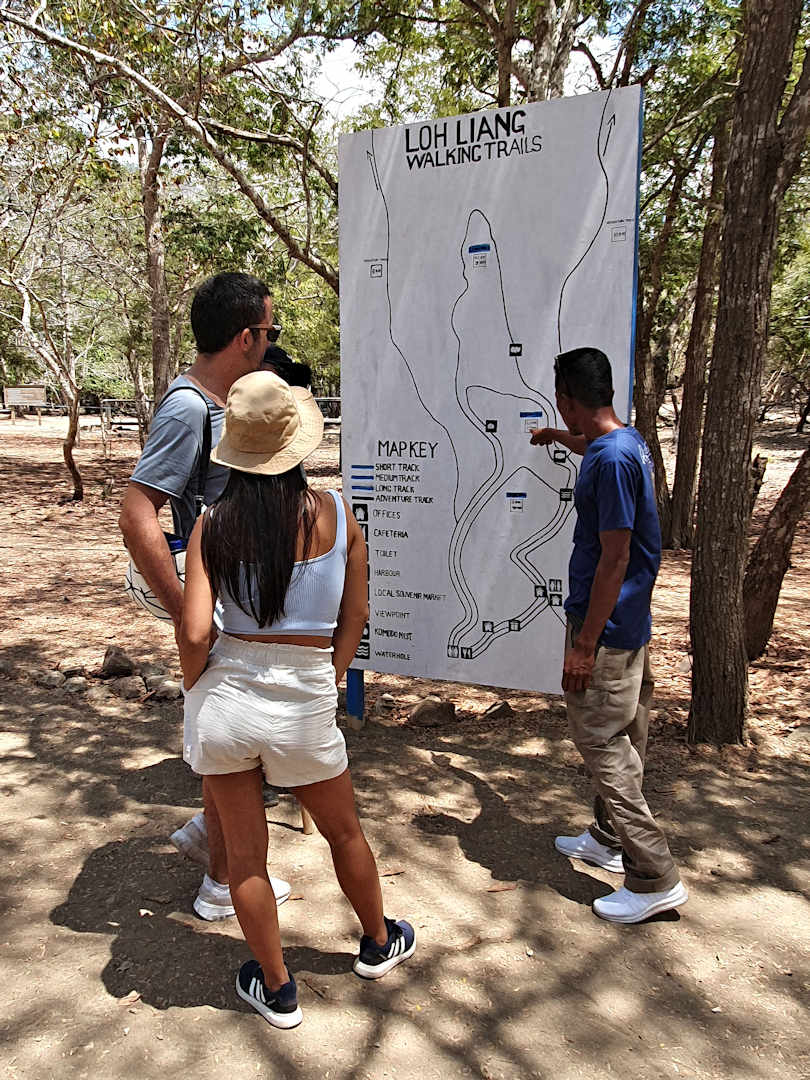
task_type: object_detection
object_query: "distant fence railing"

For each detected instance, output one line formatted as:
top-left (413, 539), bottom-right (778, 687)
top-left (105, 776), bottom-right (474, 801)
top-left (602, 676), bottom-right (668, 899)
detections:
top-left (315, 396), bottom-right (341, 427)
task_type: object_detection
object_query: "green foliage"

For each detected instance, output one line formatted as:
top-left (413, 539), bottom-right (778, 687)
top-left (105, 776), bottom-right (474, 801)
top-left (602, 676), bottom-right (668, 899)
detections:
top-left (769, 216), bottom-right (810, 404)
top-left (1, 0), bottom-right (807, 418)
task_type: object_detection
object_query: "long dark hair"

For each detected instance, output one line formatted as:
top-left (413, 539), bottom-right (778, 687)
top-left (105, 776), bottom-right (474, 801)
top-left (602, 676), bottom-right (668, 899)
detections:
top-left (201, 466), bottom-right (317, 626)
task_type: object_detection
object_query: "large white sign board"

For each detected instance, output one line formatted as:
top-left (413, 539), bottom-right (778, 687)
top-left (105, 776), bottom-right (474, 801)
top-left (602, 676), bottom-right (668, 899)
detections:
top-left (339, 87), bottom-right (642, 693)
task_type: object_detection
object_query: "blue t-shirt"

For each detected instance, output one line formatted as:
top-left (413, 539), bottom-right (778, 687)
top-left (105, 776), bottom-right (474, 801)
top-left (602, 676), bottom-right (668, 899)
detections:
top-left (564, 426), bottom-right (661, 650)
top-left (131, 375), bottom-right (229, 538)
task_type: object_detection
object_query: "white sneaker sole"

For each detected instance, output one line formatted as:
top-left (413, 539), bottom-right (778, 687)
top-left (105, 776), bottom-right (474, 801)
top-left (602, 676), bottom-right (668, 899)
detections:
top-left (353, 939), bottom-right (416, 980)
top-left (554, 838), bottom-right (624, 874)
top-left (194, 880), bottom-right (290, 921)
top-left (236, 977), bottom-right (303, 1029)
top-left (593, 882), bottom-right (689, 924)
top-left (193, 895), bottom-right (235, 921)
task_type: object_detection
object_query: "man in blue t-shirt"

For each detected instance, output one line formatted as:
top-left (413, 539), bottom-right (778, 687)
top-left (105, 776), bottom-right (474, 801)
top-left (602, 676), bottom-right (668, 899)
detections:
top-left (530, 347), bottom-right (686, 924)
top-left (119, 273), bottom-right (291, 922)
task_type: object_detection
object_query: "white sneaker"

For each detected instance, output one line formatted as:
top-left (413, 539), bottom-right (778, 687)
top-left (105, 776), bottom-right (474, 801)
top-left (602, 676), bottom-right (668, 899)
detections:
top-left (270, 876), bottom-right (292, 906)
top-left (170, 812), bottom-right (209, 868)
top-left (193, 873), bottom-right (292, 921)
top-left (554, 830), bottom-right (624, 873)
top-left (593, 881), bottom-right (688, 924)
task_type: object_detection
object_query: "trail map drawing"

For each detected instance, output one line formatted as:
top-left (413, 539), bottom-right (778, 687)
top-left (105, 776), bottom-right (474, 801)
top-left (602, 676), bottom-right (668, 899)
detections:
top-left (339, 87), bottom-right (642, 692)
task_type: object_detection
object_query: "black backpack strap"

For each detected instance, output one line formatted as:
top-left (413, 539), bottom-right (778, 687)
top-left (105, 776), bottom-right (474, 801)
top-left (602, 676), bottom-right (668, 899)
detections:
top-left (154, 384), bottom-right (213, 521)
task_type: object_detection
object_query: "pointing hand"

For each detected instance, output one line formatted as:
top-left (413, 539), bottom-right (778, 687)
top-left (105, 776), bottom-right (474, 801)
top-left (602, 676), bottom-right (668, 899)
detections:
top-left (530, 427), bottom-right (555, 446)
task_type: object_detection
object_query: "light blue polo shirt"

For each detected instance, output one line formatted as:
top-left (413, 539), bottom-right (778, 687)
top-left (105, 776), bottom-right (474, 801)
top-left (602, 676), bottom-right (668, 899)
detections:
top-left (131, 375), bottom-right (229, 538)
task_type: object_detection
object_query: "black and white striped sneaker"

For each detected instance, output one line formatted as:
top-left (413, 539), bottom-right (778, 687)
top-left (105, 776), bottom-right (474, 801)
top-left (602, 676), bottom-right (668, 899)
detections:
top-left (236, 960), bottom-right (303, 1028)
top-left (353, 916), bottom-right (416, 980)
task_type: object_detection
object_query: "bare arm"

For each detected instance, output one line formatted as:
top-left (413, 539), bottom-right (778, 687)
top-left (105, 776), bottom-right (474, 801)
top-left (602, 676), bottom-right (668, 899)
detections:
top-left (529, 427), bottom-right (587, 456)
top-left (177, 517), bottom-right (215, 689)
top-left (119, 481), bottom-right (184, 627)
top-left (562, 528), bottom-right (631, 693)
top-left (332, 500), bottom-right (369, 684)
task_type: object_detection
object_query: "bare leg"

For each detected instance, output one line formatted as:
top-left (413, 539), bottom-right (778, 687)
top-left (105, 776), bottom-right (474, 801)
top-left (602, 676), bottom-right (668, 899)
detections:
top-left (293, 768), bottom-right (387, 946)
top-left (204, 767), bottom-right (287, 990)
top-left (203, 776), bottom-right (229, 884)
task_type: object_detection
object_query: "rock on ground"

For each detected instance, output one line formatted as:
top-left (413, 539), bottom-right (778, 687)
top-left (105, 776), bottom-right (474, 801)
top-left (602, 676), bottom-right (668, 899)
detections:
top-left (409, 695), bottom-right (456, 726)
top-left (101, 646), bottom-right (139, 678)
top-left (152, 679), bottom-right (182, 701)
top-left (34, 670), bottom-right (67, 689)
top-left (57, 659), bottom-right (84, 678)
top-left (110, 675), bottom-right (146, 700)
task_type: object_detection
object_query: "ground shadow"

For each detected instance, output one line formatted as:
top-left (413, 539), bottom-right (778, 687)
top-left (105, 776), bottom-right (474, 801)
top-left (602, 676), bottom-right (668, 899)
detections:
top-left (50, 837), bottom-right (353, 1012)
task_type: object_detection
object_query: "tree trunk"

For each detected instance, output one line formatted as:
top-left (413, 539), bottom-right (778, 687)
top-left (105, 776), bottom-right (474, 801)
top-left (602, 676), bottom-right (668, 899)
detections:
top-left (63, 401), bottom-right (83, 500)
top-left (521, 0), bottom-right (579, 100)
top-left (749, 454), bottom-right (768, 516)
top-left (797, 389), bottom-right (810, 433)
top-left (126, 345), bottom-right (151, 448)
top-left (136, 121), bottom-right (173, 402)
top-left (62, 383), bottom-right (83, 501)
top-left (689, 1), bottom-right (810, 745)
top-left (634, 332), bottom-right (672, 540)
top-left (669, 116), bottom-right (730, 549)
top-left (633, 140), bottom-right (706, 545)
top-left (744, 443), bottom-right (810, 659)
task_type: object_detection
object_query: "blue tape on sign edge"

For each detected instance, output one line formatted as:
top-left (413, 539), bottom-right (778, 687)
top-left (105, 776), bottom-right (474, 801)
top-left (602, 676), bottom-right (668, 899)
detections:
top-left (628, 87), bottom-right (644, 422)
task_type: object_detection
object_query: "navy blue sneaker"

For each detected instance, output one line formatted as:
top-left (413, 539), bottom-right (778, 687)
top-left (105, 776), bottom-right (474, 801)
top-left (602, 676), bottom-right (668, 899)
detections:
top-left (236, 960), bottom-right (302, 1028)
top-left (353, 916), bottom-right (416, 979)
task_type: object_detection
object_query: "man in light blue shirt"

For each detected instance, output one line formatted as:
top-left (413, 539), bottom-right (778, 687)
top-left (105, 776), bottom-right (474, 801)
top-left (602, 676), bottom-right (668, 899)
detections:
top-left (120, 272), bottom-right (290, 920)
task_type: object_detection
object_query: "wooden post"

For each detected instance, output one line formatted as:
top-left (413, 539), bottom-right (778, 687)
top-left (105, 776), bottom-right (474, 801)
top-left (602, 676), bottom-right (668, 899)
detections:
top-left (346, 668), bottom-right (365, 730)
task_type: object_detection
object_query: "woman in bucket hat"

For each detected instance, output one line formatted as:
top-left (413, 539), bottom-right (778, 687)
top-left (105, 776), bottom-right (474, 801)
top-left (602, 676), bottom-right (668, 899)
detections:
top-left (178, 371), bottom-right (414, 1029)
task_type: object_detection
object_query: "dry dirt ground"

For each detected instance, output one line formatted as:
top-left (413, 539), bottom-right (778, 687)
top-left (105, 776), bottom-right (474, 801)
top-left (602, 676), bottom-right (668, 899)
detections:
top-left (0, 415), bottom-right (808, 1080)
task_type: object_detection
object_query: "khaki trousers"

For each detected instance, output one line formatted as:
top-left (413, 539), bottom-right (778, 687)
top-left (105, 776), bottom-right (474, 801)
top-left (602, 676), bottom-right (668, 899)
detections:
top-left (564, 619), bottom-right (680, 893)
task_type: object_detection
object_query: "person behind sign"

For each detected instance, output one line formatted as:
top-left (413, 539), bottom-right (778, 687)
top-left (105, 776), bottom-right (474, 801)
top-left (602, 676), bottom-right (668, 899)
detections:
top-left (179, 370), bottom-right (415, 1028)
top-left (530, 347), bottom-right (686, 923)
top-left (260, 343), bottom-right (313, 389)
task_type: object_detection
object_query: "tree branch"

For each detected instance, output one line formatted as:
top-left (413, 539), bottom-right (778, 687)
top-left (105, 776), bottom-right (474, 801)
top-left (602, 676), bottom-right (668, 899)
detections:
top-left (0, 8), bottom-right (339, 292)
top-left (457, 0), bottom-right (502, 41)
top-left (776, 43), bottom-right (810, 198)
top-left (200, 116), bottom-right (338, 195)
top-left (571, 39), bottom-right (606, 89)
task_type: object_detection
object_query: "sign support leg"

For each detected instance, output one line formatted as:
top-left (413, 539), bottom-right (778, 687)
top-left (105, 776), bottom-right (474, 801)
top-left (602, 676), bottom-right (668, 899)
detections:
top-left (346, 667), bottom-right (365, 730)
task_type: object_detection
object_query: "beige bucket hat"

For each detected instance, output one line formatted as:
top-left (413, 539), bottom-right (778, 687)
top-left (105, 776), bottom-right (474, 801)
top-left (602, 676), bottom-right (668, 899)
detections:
top-left (210, 370), bottom-right (324, 475)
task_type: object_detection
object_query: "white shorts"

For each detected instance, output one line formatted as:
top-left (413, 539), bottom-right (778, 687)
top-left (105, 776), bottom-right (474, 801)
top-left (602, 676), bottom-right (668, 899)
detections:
top-left (183, 634), bottom-right (348, 787)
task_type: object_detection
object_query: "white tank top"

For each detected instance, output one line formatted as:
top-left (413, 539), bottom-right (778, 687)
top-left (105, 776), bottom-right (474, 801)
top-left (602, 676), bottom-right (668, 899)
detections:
top-left (218, 490), bottom-right (347, 636)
